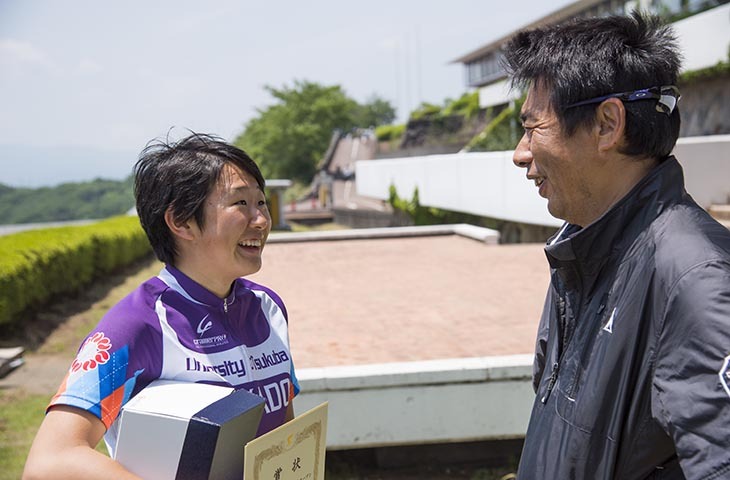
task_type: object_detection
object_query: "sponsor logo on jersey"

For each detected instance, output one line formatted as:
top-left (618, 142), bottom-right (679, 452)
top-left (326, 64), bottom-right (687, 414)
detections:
top-left (185, 357), bottom-right (246, 378)
top-left (720, 354), bottom-right (730, 400)
top-left (197, 315), bottom-right (212, 337)
top-left (193, 334), bottom-right (229, 348)
top-left (192, 314), bottom-right (229, 348)
top-left (249, 349), bottom-right (290, 371)
top-left (71, 332), bottom-right (112, 372)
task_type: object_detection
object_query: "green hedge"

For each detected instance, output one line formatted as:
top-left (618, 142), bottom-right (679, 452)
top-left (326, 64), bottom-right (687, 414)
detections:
top-left (0, 215), bottom-right (151, 327)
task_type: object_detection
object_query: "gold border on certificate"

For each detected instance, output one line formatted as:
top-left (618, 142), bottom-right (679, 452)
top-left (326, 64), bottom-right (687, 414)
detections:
top-left (244, 402), bottom-right (328, 480)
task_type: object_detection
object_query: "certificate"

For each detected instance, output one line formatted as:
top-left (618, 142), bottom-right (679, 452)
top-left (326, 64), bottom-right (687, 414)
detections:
top-left (244, 402), bottom-right (328, 480)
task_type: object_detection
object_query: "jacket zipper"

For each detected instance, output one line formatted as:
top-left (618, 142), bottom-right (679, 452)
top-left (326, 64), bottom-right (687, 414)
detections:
top-left (542, 287), bottom-right (571, 404)
top-left (541, 362), bottom-right (560, 403)
top-left (223, 297), bottom-right (228, 313)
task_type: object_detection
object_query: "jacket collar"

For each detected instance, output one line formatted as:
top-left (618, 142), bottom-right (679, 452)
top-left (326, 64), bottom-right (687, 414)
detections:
top-left (545, 156), bottom-right (686, 289)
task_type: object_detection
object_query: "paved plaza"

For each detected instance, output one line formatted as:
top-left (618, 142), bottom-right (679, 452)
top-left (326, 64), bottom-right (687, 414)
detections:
top-left (250, 234), bottom-right (550, 369)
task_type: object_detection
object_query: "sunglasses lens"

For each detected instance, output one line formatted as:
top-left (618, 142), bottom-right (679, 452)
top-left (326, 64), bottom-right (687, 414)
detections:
top-left (658, 92), bottom-right (677, 114)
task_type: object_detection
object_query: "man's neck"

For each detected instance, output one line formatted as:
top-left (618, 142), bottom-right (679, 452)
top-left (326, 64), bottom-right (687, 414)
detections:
top-left (577, 155), bottom-right (659, 227)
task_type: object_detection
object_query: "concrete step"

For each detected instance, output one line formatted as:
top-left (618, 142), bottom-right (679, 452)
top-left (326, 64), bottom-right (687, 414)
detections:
top-left (0, 347), bottom-right (25, 378)
top-left (709, 204), bottom-right (730, 221)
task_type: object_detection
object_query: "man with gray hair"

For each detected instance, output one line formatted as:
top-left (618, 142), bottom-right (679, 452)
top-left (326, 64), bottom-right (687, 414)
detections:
top-left (505, 12), bottom-right (730, 479)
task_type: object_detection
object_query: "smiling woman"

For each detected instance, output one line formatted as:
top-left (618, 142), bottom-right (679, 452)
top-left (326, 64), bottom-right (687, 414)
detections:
top-left (170, 162), bottom-right (271, 298)
top-left (22, 133), bottom-right (300, 480)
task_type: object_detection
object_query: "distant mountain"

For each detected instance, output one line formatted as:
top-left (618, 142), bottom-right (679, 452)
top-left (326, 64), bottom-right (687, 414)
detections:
top-left (0, 176), bottom-right (135, 224)
top-left (0, 144), bottom-right (138, 188)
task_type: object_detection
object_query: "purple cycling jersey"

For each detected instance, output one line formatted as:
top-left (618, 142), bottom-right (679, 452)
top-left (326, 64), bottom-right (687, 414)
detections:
top-left (49, 266), bottom-right (299, 456)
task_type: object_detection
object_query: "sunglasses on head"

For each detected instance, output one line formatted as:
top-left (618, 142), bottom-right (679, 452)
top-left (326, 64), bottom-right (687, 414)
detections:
top-left (564, 85), bottom-right (680, 115)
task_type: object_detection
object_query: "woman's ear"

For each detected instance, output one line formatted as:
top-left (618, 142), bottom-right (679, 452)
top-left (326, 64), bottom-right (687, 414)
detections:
top-left (595, 97), bottom-right (626, 152)
top-left (164, 207), bottom-right (196, 241)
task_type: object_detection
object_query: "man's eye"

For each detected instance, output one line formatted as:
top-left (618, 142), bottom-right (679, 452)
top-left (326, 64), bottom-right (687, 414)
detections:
top-left (258, 200), bottom-right (268, 207)
top-left (236, 200), bottom-right (247, 206)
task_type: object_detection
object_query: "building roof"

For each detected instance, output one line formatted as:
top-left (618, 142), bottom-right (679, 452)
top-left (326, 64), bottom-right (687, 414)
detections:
top-left (451, 0), bottom-right (606, 64)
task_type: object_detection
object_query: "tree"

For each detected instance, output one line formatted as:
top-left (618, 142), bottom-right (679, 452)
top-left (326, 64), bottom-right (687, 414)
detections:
top-left (234, 80), bottom-right (396, 183)
top-left (354, 95), bottom-right (397, 128)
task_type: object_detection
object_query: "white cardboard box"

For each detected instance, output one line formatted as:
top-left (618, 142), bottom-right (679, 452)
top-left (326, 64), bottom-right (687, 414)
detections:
top-left (114, 380), bottom-right (265, 480)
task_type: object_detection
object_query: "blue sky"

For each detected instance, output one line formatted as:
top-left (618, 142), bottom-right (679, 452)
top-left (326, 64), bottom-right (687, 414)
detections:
top-left (0, 0), bottom-right (572, 187)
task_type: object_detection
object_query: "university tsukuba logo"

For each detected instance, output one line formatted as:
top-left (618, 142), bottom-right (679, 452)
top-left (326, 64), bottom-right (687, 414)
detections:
top-left (71, 332), bottom-right (112, 372)
top-left (720, 354), bottom-right (730, 400)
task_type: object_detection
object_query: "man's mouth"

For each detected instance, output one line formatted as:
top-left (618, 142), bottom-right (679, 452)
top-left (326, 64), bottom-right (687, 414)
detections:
top-left (238, 239), bottom-right (262, 249)
top-left (534, 177), bottom-right (545, 187)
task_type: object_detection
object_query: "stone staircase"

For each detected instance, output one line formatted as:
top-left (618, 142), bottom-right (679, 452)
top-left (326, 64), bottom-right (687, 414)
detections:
top-left (709, 204), bottom-right (730, 230)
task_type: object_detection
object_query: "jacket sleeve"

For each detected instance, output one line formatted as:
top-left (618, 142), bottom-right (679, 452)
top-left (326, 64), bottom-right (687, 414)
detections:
top-left (651, 260), bottom-right (730, 479)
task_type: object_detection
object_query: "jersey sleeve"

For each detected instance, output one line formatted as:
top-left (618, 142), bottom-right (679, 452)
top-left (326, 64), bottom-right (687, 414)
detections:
top-left (48, 288), bottom-right (162, 429)
top-left (290, 359), bottom-right (301, 397)
top-left (651, 260), bottom-right (730, 478)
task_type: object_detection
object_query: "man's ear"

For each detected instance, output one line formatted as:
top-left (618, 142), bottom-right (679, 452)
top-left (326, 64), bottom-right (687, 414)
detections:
top-left (164, 207), bottom-right (196, 241)
top-left (595, 97), bottom-right (626, 152)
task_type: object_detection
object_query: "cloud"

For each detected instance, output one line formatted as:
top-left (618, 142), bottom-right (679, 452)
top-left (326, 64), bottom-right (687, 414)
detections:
top-left (0, 38), bottom-right (55, 72)
top-left (76, 58), bottom-right (103, 76)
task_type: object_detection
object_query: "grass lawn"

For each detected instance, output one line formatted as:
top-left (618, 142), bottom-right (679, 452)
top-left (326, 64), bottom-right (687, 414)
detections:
top-left (0, 390), bottom-right (50, 480)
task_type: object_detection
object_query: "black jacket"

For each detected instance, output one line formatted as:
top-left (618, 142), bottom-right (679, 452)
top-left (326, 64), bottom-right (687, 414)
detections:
top-left (517, 157), bottom-right (730, 479)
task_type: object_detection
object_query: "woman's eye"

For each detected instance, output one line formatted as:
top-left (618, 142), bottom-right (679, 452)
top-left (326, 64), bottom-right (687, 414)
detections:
top-left (236, 200), bottom-right (247, 206)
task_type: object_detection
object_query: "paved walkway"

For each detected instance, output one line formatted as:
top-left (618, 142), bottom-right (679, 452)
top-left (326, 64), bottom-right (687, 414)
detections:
top-left (250, 235), bottom-right (549, 368)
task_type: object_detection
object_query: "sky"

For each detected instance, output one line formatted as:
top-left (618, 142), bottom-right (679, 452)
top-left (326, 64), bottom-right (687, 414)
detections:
top-left (0, 0), bottom-right (573, 187)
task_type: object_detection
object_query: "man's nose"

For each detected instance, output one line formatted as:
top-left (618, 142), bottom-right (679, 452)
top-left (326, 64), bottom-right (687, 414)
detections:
top-left (513, 133), bottom-right (532, 169)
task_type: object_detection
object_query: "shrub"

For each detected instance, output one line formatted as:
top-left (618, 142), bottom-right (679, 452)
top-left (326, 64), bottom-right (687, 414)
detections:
top-left (0, 215), bottom-right (150, 327)
top-left (465, 96), bottom-right (525, 152)
top-left (375, 124), bottom-right (406, 142)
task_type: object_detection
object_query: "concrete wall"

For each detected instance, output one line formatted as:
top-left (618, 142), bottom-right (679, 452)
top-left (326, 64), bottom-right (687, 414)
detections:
top-left (673, 135), bottom-right (730, 207)
top-left (673, 3), bottom-right (730, 73)
top-left (356, 135), bottom-right (730, 228)
top-left (294, 355), bottom-right (534, 450)
top-left (356, 150), bottom-right (562, 228)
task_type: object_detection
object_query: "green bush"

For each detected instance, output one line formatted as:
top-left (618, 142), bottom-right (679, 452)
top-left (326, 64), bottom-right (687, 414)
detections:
top-left (409, 102), bottom-right (443, 121)
top-left (388, 184), bottom-right (483, 226)
top-left (374, 124), bottom-right (406, 142)
top-left (679, 59), bottom-right (730, 85)
top-left (0, 215), bottom-right (150, 327)
top-left (465, 97), bottom-right (525, 152)
top-left (442, 91), bottom-right (480, 119)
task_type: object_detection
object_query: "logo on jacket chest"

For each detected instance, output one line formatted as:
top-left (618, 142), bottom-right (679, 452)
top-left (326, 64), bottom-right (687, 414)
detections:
top-left (720, 354), bottom-right (730, 399)
top-left (602, 307), bottom-right (617, 334)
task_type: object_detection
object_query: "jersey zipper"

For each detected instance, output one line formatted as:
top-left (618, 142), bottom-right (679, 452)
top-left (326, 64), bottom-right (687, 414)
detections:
top-left (220, 294), bottom-right (256, 386)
